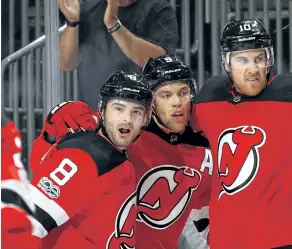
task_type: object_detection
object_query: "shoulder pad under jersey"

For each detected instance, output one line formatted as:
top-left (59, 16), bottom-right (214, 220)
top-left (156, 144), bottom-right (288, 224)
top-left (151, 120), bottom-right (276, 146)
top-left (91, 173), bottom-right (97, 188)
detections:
top-left (181, 127), bottom-right (210, 148)
top-left (195, 75), bottom-right (230, 104)
top-left (262, 73), bottom-right (292, 102)
top-left (145, 119), bottom-right (210, 148)
top-left (56, 132), bottom-right (128, 176)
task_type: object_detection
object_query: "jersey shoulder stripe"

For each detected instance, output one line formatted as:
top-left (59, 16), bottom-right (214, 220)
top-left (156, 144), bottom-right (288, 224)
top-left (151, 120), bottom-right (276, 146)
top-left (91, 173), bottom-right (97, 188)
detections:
top-left (29, 184), bottom-right (69, 235)
top-left (56, 132), bottom-right (128, 176)
top-left (195, 75), bottom-right (230, 104)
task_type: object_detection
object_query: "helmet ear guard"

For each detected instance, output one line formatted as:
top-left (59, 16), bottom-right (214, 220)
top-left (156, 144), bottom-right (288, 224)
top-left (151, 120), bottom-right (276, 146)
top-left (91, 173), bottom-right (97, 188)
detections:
top-left (221, 52), bottom-right (231, 72)
top-left (188, 78), bottom-right (197, 102)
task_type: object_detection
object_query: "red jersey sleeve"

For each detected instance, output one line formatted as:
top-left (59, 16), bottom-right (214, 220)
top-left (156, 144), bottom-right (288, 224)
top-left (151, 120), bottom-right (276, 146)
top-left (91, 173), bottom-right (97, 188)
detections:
top-left (29, 147), bottom-right (101, 237)
top-left (1, 206), bottom-right (42, 249)
top-left (30, 134), bottom-right (53, 174)
top-left (1, 121), bottom-right (29, 184)
top-left (1, 120), bottom-right (41, 249)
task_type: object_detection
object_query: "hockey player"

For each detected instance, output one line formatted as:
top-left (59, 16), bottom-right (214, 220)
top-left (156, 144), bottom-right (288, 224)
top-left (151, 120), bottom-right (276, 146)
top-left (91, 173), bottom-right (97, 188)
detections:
top-left (30, 57), bottom-right (213, 249)
top-left (28, 71), bottom-right (154, 249)
top-left (193, 18), bottom-right (292, 249)
top-left (1, 113), bottom-right (41, 249)
top-left (135, 56), bottom-right (212, 249)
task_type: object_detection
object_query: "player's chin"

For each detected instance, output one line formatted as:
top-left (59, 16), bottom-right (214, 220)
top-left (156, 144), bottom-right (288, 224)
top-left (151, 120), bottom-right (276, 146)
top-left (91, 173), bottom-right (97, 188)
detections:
top-left (115, 140), bottom-right (131, 148)
top-left (115, 135), bottom-right (135, 147)
top-left (243, 83), bottom-right (265, 96)
top-left (168, 121), bottom-right (187, 133)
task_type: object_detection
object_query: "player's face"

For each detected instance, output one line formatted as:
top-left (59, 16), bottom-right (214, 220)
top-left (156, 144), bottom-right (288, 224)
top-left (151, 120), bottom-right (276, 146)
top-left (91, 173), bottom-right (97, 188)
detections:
top-left (229, 49), bottom-right (268, 96)
top-left (102, 99), bottom-right (147, 149)
top-left (154, 81), bottom-right (191, 133)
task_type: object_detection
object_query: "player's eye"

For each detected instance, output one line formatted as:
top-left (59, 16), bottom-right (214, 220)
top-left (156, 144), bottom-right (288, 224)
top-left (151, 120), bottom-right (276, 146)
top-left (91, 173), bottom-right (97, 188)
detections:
top-left (114, 106), bottom-right (123, 112)
top-left (161, 93), bottom-right (171, 99)
top-left (255, 56), bottom-right (266, 65)
top-left (133, 110), bottom-right (142, 116)
top-left (180, 89), bottom-right (189, 96)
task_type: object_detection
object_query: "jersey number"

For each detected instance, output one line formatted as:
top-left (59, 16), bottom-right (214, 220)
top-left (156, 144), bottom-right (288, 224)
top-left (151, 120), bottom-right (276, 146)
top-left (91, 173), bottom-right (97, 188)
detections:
top-left (128, 75), bottom-right (137, 81)
top-left (164, 57), bottom-right (173, 62)
top-left (239, 23), bottom-right (251, 32)
top-left (50, 158), bottom-right (78, 186)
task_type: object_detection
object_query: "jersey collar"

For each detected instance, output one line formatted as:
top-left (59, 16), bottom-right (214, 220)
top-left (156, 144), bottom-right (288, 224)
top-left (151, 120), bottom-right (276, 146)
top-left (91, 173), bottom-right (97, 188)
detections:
top-left (145, 118), bottom-right (210, 147)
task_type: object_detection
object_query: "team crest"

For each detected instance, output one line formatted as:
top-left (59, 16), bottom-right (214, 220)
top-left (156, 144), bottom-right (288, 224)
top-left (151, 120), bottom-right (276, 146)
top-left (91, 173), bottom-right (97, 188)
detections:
top-left (106, 193), bottom-right (136, 249)
top-left (136, 165), bottom-right (201, 229)
top-left (217, 125), bottom-right (266, 199)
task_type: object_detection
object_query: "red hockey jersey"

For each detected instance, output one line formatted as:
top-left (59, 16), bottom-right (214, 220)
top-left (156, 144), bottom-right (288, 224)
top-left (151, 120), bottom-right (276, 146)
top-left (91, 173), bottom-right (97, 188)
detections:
top-left (193, 74), bottom-right (292, 249)
top-left (29, 132), bottom-right (136, 249)
top-left (128, 119), bottom-right (213, 249)
top-left (1, 120), bottom-right (41, 249)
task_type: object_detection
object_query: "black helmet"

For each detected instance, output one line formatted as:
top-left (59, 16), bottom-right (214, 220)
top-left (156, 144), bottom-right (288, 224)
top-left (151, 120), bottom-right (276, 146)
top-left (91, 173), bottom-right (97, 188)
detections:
top-left (220, 18), bottom-right (272, 52)
top-left (142, 55), bottom-right (197, 101)
top-left (220, 18), bottom-right (274, 71)
top-left (99, 70), bottom-right (154, 111)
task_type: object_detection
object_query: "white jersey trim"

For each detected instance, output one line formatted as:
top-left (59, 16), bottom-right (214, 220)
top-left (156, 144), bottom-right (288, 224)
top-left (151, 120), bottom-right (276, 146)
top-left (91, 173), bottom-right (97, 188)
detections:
top-left (29, 184), bottom-right (69, 226)
top-left (2, 179), bottom-right (36, 212)
top-left (27, 215), bottom-right (48, 238)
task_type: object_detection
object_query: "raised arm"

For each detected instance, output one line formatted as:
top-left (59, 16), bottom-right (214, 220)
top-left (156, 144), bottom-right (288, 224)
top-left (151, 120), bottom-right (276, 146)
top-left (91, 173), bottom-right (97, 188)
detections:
top-left (104, 0), bottom-right (178, 67)
top-left (59, 0), bottom-right (80, 71)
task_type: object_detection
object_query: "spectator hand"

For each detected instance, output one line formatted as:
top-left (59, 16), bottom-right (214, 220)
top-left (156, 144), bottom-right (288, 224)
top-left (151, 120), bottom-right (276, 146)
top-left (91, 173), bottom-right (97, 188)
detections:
top-left (104, 0), bottom-right (119, 28)
top-left (43, 101), bottom-right (101, 143)
top-left (59, 0), bottom-right (80, 23)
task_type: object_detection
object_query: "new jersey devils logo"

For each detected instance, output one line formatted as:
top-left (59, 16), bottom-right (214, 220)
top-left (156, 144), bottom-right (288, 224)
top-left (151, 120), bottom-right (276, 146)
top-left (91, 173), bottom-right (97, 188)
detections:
top-left (217, 126), bottom-right (266, 199)
top-left (107, 193), bottom-right (136, 249)
top-left (136, 166), bottom-right (201, 229)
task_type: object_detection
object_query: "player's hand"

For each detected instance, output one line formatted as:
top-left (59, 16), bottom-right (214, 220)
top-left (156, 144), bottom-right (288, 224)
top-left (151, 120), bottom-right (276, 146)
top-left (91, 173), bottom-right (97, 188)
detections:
top-left (104, 0), bottom-right (119, 28)
top-left (59, 0), bottom-right (80, 23)
top-left (43, 101), bottom-right (101, 143)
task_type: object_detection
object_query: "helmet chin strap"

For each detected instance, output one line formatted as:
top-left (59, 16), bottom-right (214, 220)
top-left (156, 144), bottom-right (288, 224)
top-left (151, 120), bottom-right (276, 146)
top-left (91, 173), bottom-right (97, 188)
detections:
top-left (152, 106), bottom-right (167, 130)
top-left (98, 106), bottom-right (116, 146)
